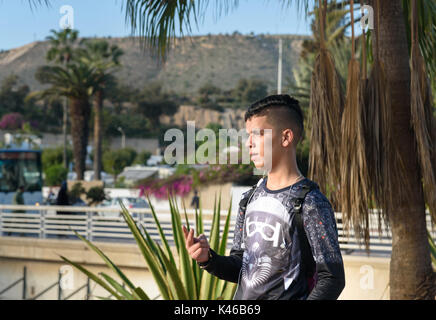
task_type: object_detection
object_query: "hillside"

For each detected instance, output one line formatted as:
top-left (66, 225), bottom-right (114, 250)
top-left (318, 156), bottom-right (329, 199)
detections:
top-left (0, 34), bottom-right (308, 95)
top-left (159, 105), bottom-right (246, 130)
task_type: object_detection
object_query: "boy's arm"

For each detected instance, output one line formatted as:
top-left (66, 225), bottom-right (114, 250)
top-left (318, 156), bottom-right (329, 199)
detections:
top-left (200, 247), bottom-right (243, 283)
top-left (199, 198), bottom-right (248, 283)
top-left (303, 192), bottom-right (346, 300)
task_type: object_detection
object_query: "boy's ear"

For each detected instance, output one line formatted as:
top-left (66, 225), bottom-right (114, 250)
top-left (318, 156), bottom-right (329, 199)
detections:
top-left (282, 129), bottom-right (294, 147)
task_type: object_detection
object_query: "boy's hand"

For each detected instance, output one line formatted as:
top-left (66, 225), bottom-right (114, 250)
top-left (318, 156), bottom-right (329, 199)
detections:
top-left (182, 225), bottom-right (210, 263)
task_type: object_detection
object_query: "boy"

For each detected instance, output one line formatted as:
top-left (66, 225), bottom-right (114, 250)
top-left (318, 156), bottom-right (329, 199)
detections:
top-left (183, 94), bottom-right (345, 300)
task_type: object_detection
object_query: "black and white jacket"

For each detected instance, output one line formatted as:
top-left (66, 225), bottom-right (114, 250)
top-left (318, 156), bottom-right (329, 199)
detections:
top-left (202, 176), bottom-right (345, 300)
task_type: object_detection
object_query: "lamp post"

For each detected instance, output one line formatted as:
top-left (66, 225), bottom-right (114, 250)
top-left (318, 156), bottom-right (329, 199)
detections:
top-left (117, 127), bottom-right (125, 149)
top-left (277, 38), bottom-right (282, 94)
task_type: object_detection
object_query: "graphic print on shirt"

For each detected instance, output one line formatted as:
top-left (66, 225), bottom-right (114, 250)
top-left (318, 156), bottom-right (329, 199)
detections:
top-left (240, 195), bottom-right (293, 297)
top-left (233, 177), bottom-right (344, 300)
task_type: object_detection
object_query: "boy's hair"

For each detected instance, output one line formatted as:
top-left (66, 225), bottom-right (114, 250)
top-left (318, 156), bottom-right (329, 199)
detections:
top-left (244, 94), bottom-right (304, 145)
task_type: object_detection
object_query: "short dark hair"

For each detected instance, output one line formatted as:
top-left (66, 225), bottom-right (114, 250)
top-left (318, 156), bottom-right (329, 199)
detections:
top-left (244, 94), bottom-right (304, 144)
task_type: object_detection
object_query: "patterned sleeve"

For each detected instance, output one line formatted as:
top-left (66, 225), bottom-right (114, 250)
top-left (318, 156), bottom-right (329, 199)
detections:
top-left (302, 190), bottom-right (345, 300)
top-left (201, 190), bottom-right (249, 283)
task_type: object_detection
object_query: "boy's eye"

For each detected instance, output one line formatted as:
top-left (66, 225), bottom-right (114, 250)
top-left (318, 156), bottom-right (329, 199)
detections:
top-left (251, 129), bottom-right (263, 136)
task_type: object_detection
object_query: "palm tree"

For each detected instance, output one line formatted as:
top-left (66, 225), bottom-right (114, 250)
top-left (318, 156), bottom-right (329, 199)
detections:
top-left (77, 40), bottom-right (124, 181)
top-left (374, 0), bottom-right (435, 300)
top-left (122, 0), bottom-right (436, 299)
top-left (33, 62), bottom-right (96, 180)
top-left (46, 29), bottom-right (80, 170)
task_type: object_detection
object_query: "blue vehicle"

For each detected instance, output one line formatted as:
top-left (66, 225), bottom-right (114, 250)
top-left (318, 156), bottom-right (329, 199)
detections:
top-left (0, 149), bottom-right (43, 205)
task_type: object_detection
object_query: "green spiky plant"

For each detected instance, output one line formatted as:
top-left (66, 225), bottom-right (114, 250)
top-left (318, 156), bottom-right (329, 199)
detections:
top-left (60, 192), bottom-right (237, 300)
top-left (429, 230), bottom-right (436, 270)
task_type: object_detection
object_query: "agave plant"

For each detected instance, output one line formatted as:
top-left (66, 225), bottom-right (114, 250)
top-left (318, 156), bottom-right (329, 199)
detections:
top-left (429, 230), bottom-right (436, 269)
top-left (60, 192), bottom-right (236, 300)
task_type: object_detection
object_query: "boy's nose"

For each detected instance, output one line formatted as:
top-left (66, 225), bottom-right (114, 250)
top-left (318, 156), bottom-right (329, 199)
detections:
top-left (245, 133), bottom-right (255, 149)
top-left (245, 136), bottom-right (251, 149)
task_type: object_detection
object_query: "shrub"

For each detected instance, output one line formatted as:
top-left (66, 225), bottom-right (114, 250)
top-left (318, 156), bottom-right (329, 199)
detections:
top-left (0, 113), bottom-right (24, 130)
top-left (69, 182), bottom-right (85, 203)
top-left (61, 194), bottom-right (237, 300)
top-left (42, 146), bottom-right (73, 170)
top-left (134, 151), bottom-right (152, 166)
top-left (44, 164), bottom-right (68, 186)
top-left (86, 186), bottom-right (107, 206)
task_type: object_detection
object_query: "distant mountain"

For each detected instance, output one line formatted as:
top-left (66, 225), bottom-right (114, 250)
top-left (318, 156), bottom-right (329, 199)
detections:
top-left (0, 34), bottom-right (308, 95)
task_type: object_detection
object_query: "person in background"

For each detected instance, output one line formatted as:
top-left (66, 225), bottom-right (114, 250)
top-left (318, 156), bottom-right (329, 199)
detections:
top-left (9, 185), bottom-right (25, 236)
top-left (12, 185), bottom-right (25, 213)
top-left (191, 189), bottom-right (200, 210)
top-left (56, 181), bottom-right (70, 215)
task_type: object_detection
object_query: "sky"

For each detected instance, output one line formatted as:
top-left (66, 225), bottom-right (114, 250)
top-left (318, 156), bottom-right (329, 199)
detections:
top-left (0, 0), bottom-right (313, 51)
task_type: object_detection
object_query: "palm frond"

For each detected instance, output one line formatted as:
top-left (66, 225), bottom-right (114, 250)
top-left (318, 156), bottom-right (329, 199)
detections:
top-left (409, 0), bottom-right (436, 224)
top-left (339, 0), bottom-right (371, 249)
top-left (308, 46), bottom-right (344, 207)
top-left (123, 0), bottom-right (238, 60)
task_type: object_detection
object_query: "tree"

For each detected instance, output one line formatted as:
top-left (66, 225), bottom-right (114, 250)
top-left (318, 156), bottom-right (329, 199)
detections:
top-left (134, 82), bottom-right (178, 130)
top-left (42, 146), bottom-right (73, 171)
top-left (105, 82), bottom-right (137, 113)
top-left (46, 29), bottom-right (79, 64)
top-left (134, 150), bottom-right (153, 166)
top-left (232, 78), bottom-right (268, 105)
top-left (33, 61), bottom-right (96, 180)
top-left (0, 75), bottom-right (31, 116)
top-left (86, 186), bottom-right (107, 206)
top-left (46, 29), bottom-right (80, 169)
top-left (123, 0), bottom-right (436, 299)
top-left (375, 0), bottom-right (435, 299)
top-left (196, 83), bottom-right (224, 111)
top-left (44, 164), bottom-right (68, 186)
top-left (102, 148), bottom-right (137, 182)
top-left (77, 39), bottom-right (124, 181)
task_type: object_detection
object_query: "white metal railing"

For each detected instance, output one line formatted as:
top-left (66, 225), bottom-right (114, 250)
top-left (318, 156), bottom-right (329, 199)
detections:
top-left (0, 205), bottom-right (435, 255)
top-left (0, 205), bottom-right (233, 245)
top-left (334, 210), bottom-right (436, 253)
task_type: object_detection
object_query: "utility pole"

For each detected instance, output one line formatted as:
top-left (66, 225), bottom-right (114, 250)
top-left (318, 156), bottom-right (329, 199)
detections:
top-left (117, 127), bottom-right (125, 149)
top-left (277, 38), bottom-right (283, 94)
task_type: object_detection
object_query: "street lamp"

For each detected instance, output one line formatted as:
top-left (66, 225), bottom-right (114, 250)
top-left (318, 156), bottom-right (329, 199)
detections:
top-left (117, 127), bottom-right (125, 149)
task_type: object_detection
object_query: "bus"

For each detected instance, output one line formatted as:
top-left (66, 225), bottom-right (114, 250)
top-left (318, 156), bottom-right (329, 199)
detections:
top-left (0, 149), bottom-right (43, 205)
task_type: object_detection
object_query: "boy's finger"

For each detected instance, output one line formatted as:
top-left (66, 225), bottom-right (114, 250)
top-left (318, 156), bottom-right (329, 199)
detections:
top-left (188, 241), bottom-right (202, 254)
top-left (186, 228), bottom-right (194, 246)
top-left (182, 225), bottom-right (188, 238)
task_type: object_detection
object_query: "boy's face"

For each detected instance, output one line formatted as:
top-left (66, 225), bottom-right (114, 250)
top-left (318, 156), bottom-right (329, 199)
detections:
top-left (245, 115), bottom-right (277, 172)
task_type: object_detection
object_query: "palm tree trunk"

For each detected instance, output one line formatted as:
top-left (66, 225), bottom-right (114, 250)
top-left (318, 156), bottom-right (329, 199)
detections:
top-left (69, 97), bottom-right (90, 181)
top-left (93, 90), bottom-right (103, 181)
top-left (378, 0), bottom-right (435, 299)
top-left (63, 98), bottom-right (68, 169)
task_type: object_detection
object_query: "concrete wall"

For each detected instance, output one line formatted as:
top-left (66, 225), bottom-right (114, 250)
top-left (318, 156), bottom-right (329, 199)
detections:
top-left (339, 255), bottom-right (390, 300)
top-left (0, 236), bottom-right (390, 300)
top-left (0, 237), bottom-right (160, 300)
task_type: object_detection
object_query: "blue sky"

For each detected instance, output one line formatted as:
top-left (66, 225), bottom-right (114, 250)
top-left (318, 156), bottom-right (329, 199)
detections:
top-left (0, 0), bottom-right (313, 50)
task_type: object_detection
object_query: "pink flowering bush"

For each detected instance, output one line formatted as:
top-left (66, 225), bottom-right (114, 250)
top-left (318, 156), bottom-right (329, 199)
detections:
top-left (137, 163), bottom-right (257, 200)
top-left (139, 175), bottom-right (194, 200)
top-left (0, 113), bottom-right (24, 130)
